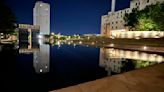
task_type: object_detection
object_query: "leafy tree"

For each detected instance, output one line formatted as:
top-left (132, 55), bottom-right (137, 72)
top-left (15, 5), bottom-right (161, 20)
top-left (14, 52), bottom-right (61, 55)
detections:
top-left (0, 0), bottom-right (17, 34)
top-left (124, 2), bottom-right (164, 31)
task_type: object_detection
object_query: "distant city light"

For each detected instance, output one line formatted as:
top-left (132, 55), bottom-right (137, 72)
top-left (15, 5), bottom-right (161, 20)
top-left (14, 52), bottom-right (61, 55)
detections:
top-left (79, 41), bottom-right (82, 44)
top-left (92, 42), bottom-right (95, 45)
top-left (51, 32), bottom-right (55, 35)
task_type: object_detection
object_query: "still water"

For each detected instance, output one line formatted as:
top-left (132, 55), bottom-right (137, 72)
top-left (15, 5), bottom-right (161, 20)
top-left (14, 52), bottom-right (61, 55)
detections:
top-left (1, 43), bottom-right (164, 92)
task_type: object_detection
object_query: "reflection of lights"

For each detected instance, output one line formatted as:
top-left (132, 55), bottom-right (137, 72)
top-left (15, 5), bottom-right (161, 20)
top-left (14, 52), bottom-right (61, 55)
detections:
top-left (45, 66), bottom-right (48, 69)
top-left (143, 46), bottom-right (147, 50)
top-left (38, 39), bottom-right (43, 45)
top-left (79, 41), bottom-right (82, 44)
top-left (73, 44), bottom-right (76, 47)
top-left (40, 69), bottom-right (43, 73)
top-left (38, 35), bottom-right (43, 39)
top-left (110, 44), bottom-right (114, 47)
top-left (57, 41), bottom-right (60, 45)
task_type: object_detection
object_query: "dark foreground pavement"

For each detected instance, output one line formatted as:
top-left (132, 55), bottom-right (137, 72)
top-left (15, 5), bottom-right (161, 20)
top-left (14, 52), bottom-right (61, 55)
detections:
top-left (51, 63), bottom-right (164, 92)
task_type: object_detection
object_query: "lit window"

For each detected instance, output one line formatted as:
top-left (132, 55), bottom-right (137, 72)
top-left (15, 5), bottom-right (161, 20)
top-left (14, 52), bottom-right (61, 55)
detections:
top-left (40, 4), bottom-right (43, 6)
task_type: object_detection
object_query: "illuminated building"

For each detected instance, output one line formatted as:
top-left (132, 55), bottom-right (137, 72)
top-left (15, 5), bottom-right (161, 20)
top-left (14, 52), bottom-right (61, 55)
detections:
top-left (101, 0), bottom-right (164, 37)
top-left (33, 1), bottom-right (50, 35)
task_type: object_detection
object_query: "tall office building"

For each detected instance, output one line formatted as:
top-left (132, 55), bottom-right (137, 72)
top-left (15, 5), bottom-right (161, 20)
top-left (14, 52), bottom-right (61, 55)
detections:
top-left (33, 1), bottom-right (50, 35)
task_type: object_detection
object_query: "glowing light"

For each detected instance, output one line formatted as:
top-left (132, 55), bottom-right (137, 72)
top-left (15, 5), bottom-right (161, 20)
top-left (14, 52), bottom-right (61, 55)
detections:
top-left (110, 44), bottom-right (114, 47)
top-left (79, 41), bottom-right (82, 44)
top-left (40, 4), bottom-right (43, 6)
top-left (68, 42), bottom-right (71, 45)
top-left (38, 35), bottom-right (43, 39)
top-left (40, 69), bottom-right (43, 72)
top-left (143, 46), bottom-right (147, 50)
top-left (38, 39), bottom-right (43, 45)
top-left (51, 32), bottom-right (55, 35)
top-left (92, 42), bottom-right (95, 45)
top-left (45, 66), bottom-right (48, 69)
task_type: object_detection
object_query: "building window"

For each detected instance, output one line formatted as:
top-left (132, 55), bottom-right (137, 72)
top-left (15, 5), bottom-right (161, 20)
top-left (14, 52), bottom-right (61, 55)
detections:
top-left (112, 26), bottom-right (113, 29)
top-left (116, 26), bottom-right (117, 29)
top-left (147, 0), bottom-right (149, 3)
top-left (136, 3), bottom-right (137, 6)
top-left (112, 22), bottom-right (114, 24)
top-left (116, 21), bottom-right (118, 24)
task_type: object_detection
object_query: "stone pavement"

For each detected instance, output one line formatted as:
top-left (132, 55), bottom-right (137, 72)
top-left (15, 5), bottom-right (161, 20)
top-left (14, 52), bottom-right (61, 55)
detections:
top-left (51, 63), bottom-right (164, 92)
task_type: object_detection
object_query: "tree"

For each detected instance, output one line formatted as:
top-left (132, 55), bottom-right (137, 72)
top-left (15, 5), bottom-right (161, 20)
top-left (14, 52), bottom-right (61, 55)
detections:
top-left (0, 0), bottom-right (17, 34)
top-left (124, 2), bottom-right (164, 31)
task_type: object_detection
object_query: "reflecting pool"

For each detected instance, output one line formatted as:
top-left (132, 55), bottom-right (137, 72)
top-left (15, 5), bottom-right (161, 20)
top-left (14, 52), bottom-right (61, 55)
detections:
top-left (1, 42), bottom-right (164, 92)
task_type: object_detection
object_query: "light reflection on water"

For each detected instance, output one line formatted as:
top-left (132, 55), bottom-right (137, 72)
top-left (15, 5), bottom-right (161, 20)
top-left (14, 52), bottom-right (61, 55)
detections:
top-left (99, 48), bottom-right (163, 75)
top-left (11, 41), bottom-right (164, 91)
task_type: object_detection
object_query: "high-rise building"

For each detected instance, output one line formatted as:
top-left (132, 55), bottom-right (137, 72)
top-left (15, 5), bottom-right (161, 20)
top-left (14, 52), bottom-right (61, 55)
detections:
top-left (33, 1), bottom-right (50, 35)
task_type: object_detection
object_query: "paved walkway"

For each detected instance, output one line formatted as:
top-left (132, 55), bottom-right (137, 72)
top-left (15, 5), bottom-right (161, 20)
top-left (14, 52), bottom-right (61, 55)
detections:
top-left (51, 63), bottom-right (164, 92)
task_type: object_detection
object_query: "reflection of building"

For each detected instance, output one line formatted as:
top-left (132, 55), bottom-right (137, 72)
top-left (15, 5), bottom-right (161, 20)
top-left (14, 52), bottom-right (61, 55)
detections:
top-left (99, 48), bottom-right (164, 75)
top-left (33, 1), bottom-right (50, 35)
top-left (99, 48), bottom-right (125, 75)
top-left (19, 43), bottom-right (50, 74)
top-left (101, 0), bottom-right (163, 37)
top-left (33, 44), bottom-right (50, 73)
top-left (19, 24), bottom-right (40, 49)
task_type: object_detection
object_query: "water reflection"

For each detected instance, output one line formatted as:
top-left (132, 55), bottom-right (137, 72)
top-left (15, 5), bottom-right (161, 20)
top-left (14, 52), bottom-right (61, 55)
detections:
top-left (19, 41), bottom-right (50, 74)
top-left (99, 48), bottom-right (164, 75)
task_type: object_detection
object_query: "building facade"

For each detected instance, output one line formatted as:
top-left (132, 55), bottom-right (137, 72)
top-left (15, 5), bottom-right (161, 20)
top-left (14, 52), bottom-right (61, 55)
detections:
top-left (19, 24), bottom-right (40, 49)
top-left (33, 1), bottom-right (50, 35)
top-left (101, 0), bottom-right (164, 37)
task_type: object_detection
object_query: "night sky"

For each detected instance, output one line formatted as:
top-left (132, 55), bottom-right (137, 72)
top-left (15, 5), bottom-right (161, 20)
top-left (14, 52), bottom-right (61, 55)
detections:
top-left (5, 0), bottom-right (130, 35)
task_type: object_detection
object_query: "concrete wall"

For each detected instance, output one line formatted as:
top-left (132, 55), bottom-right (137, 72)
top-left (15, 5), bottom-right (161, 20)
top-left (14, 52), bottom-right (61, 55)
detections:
top-left (111, 31), bottom-right (164, 39)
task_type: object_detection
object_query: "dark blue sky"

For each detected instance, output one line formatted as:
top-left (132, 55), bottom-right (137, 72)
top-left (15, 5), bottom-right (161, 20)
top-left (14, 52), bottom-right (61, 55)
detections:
top-left (5, 0), bottom-right (130, 35)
